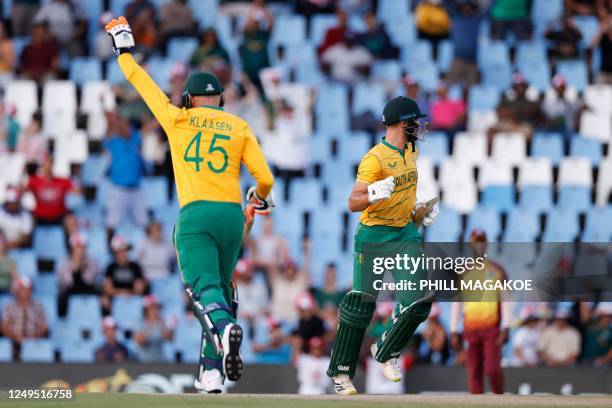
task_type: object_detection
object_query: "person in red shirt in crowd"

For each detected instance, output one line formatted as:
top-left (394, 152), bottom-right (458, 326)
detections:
top-left (25, 155), bottom-right (80, 225)
top-left (430, 82), bottom-right (466, 136)
top-left (317, 9), bottom-right (348, 56)
top-left (19, 21), bottom-right (59, 82)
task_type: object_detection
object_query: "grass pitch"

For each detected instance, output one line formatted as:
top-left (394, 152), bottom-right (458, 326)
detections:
top-left (3, 393), bottom-right (612, 408)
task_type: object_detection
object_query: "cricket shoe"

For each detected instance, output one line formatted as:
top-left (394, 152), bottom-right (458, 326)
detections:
top-left (194, 369), bottom-right (223, 394)
top-left (370, 343), bottom-right (401, 382)
top-left (332, 374), bottom-right (357, 395)
top-left (221, 323), bottom-right (244, 381)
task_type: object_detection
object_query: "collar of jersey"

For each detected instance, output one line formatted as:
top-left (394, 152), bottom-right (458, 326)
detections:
top-left (381, 137), bottom-right (405, 155)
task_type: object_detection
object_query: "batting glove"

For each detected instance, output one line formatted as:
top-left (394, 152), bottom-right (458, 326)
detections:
top-left (105, 16), bottom-right (135, 55)
top-left (367, 176), bottom-right (395, 203)
top-left (420, 202), bottom-right (439, 227)
top-left (246, 186), bottom-right (276, 215)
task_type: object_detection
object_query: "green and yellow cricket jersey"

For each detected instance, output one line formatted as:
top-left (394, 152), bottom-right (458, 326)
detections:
top-left (118, 53), bottom-right (274, 208)
top-left (356, 138), bottom-right (418, 227)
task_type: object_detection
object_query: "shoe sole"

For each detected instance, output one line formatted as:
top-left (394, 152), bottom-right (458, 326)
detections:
top-left (223, 324), bottom-right (243, 382)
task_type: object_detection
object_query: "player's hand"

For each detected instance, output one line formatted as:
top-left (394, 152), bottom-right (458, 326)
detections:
top-left (367, 176), bottom-right (394, 203)
top-left (419, 202), bottom-right (439, 227)
top-left (246, 186), bottom-right (276, 215)
top-left (105, 16), bottom-right (135, 55)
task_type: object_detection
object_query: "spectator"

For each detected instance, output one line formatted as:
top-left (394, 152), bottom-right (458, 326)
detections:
top-left (102, 236), bottom-right (147, 314)
top-left (590, 15), bottom-right (612, 84)
top-left (541, 74), bottom-right (583, 134)
top-left (296, 337), bottom-right (331, 394)
top-left (239, 9), bottom-right (273, 100)
top-left (95, 317), bottom-right (129, 362)
top-left (545, 13), bottom-right (583, 64)
top-left (357, 11), bottom-right (395, 59)
top-left (11, 0), bottom-right (41, 36)
top-left (420, 303), bottom-right (449, 365)
top-left (136, 221), bottom-right (175, 281)
top-left (125, 0), bottom-right (156, 22)
top-left (321, 31), bottom-right (373, 84)
top-left (33, 0), bottom-right (87, 55)
top-left (539, 310), bottom-right (581, 367)
top-left (317, 9), bottom-right (348, 55)
top-left (290, 293), bottom-right (328, 360)
top-left (126, 0), bottom-right (158, 54)
top-left (57, 234), bottom-right (99, 316)
top-left (0, 232), bottom-right (17, 294)
top-left (295, 0), bottom-right (337, 25)
top-left (0, 103), bottom-right (20, 153)
top-left (512, 313), bottom-right (542, 367)
top-left (415, 0), bottom-right (452, 58)
top-left (19, 22), bottom-right (59, 82)
top-left (250, 217), bottom-right (290, 276)
top-left (489, 73), bottom-right (541, 141)
top-left (0, 22), bottom-right (15, 89)
top-left (16, 113), bottom-right (47, 166)
top-left (252, 316), bottom-right (292, 362)
top-left (447, 0), bottom-right (484, 87)
top-left (190, 28), bottom-right (231, 71)
top-left (490, 0), bottom-right (532, 41)
top-left (565, 0), bottom-right (599, 16)
top-left (103, 111), bottom-right (148, 239)
top-left (310, 262), bottom-right (344, 310)
top-left (0, 187), bottom-right (33, 249)
top-left (1, 277), bottom-right (47, 361)
top-left (340, 0), bottom-right (371, 18)
top-left (159, 0), bottom-right (197, 48)
top-left (93, 12), bottom-right (115, 62)
top-left (430, 82), bottom-right (466, 135)
top-left (134, 295), bottom-right (174, 362)
top-left (25, 156), bottom-right (80, 225)
top-left (581, 302), bottom-right (612, 367)
top-left (271, 259), bottom-right (310, 322)
top-left (234, 258), bottom-right (269, 324)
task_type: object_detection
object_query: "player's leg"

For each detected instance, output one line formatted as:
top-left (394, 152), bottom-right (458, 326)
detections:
top-left (372, 224), bottom-right (432, 373)
top-left (482, 326), bottom-right (504, 394)
top-left (464, 330), bottom-right (485, 394)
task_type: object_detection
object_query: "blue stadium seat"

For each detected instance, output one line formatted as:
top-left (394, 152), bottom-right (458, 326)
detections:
top-left (570, 137), bottom-right (603, 165)
top-left (519, 59), bottom-right (551, 91)
top-left (189, 0), bottom-right (219, 27)
top-left (272, 14), bottom-right (306, 47)
top-left (558, 186), bottom-right (592, 212)
top-left (288, 179), bottom-right (324, 210)
top-left (0, 294), bottom-right (11, 316)
top-left (402, 41), bottom-right (433, 72)
top-left (481, 62), bottom-right (512, 90)
top-left (417, 132), bottom-right (449, 165)
top-left (352, 83), bottom-right (386, 115)
top-left (377, 0), bottom-right (410, 23)
top-left (503, 207), bottom-right (540, 242)
top-left (407, 60), bottom-right (440, 92)
top-left (573, 16), bottom-right (601, 46)
top-left (67, 295), bottom-right (103, 330)
top-left (478, 41), bottom-right (510, 70)
top-left (34, 275), bottom-right (58, 299)
top-left (167, 37), bottom-right (199, 63)
top-left (310, 14), bottom-right (337, 45)
top-left (33, 226), bottom-right (66, 263)
top-left (60, 341), bottom-right (95, 363)
top-left (468, 85), bottom-right (500, 111)
top-left (531, 0), bottom-right (563, 36)
top-left (82, 155), bottom-right (109, 185)
top-left (336, 132), bottom-right (371, 164)
top-left (519, 186), bottom-right (553, 213)
top-left (9, 250), bottom-right (37, 277)
top-left (142, 177), bottom-right (169, 210)
top-left (437, 40), bottom-right (454, 72)
top-left (516, 41), bottom-right (548, 69)
top-left (111, 296), bottom-right (144, 330)
top-left (21, 339), bottom-right (54, 363)
top-left (147, 57), bottom-right (175, 92)
top-left (315, 83), bottom-right (349, 132)
top-left (557, 60), bottom-right (588, 91)
top-left (464, 206), bottom-right (501, 240)
top-left (531, 132), bottom-right (564, 165)
top-left (372, 60), bottom-right (402, 83)
top-left (38, 295), bottom-right (57, 327)
top-left (106, 59), bottom-right (125, 84)
top-left (481, 185), bottom-right (515, 212)
top-left (582, 206), bottom-right (612, 242)
top-left (174, 317), bottom-right (201, 364)
top-left (69, 58), bottom-right (102, 85)
top-left (75, 204), bottom-right (104, 227)
top-left (542, 208), bottom-right (580, 242)
top-left (425, 207), bottom-right (461, 242)
top-left (10, 36), bottom-right (30, 59)
top-left (110, 0), bottom-right (131, 16)
top-left (0, 338), bottom-right (11, 362)
top-left (386, 14), bottom-right (416, 46)
top-left (151, 277), bottom-right (184, 310)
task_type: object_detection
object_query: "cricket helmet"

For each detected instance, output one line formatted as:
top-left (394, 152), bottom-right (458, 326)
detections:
top-left (382, 96), bottom-right (428, 141)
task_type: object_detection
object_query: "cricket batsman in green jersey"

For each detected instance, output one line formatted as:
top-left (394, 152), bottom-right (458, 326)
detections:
top-left (328, 96), bottom-right (439, 394)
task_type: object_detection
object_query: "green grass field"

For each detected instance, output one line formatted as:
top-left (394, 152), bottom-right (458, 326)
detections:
top-left (2, 393), bottom-right (612, 408)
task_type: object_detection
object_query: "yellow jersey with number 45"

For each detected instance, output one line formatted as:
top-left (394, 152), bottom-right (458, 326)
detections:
top-left (356, 138), bottom-right (418, 227)
top-left (118, 53), bottom-right (274, 208)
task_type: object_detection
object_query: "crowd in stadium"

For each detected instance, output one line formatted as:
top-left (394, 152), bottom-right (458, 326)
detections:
top-left (0, 0), bottom-right (610, 387)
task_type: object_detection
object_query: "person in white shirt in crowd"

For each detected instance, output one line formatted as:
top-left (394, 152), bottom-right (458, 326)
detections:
top-left (296, 336), bottom-right (331, 395)
top-left (136, 221), bottom-right (175, 281)
top-left (0, 187), bottom-right (33, 249)
top-left (270, 258), bottom-right (310, 323)
top-left (512, 311), bottom-right (543, 367)
top-left (233, 258), bottom-right (269, 325)
top-left (320, 31), bottom-right (374, 84)
top-left (541, 74), bottom-right (584, 134)
top-left (538, 309), bottom-right (581, 367)
top-left (249, 216), bottom-right (290, 277)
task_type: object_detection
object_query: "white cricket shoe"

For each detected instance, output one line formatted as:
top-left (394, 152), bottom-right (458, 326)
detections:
top-left (370, 343), bottom-right (401, 382)
top-left (332, 374), bottom-right (357, 395)
top-left (221, 323), bottom-right (244, 381)
top-left (194, 369), bottom-right (224, 394)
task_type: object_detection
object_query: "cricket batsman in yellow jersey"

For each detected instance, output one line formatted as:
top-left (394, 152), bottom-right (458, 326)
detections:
top-left (327, 96), bottom-right (439, 394)
top-left (105, 17), bottom-right (275, 393)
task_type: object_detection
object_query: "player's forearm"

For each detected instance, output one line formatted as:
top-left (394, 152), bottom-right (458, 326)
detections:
top-left (348, 190), bottom-right (370, 212)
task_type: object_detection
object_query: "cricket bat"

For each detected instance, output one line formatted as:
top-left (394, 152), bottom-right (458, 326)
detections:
top-left (413, 197), bottom-right (439, 227)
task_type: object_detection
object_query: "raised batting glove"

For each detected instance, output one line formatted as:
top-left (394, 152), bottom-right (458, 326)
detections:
top-left (421, 202), bottom-right (439, 227)
top-left (367, 176), bottom-right (395, 203)
top-left (105, 16), bottom-right (135, 55)
top-left (246, 186), bottom-right (276, 215)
